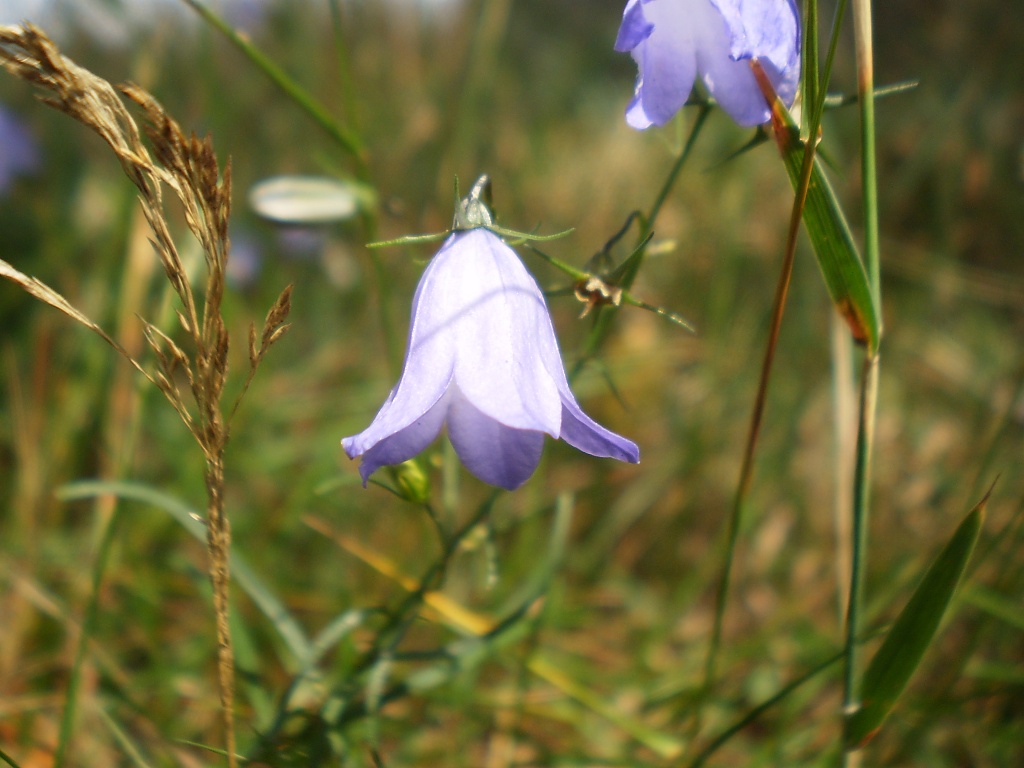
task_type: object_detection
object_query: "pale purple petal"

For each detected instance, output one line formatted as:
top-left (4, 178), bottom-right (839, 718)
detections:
top-left (559, 402), bottom-right (640, 463)
top-left (447, 388), bottom-right (545, 490)
top-left (711, 0), bottom-right (801, 72)
top-left (620, 0), bottom-right (699, 128)
top-left (695, 11), bottom-right (774, 128)
top-left (348, 390), bottom-right (451, 485)
top-left (341, 234), bottom-right (464, 457)
top-left (614, 0), bottom-right (654, 51)
top-left (343, 223), bottom-right (640, 489)
top-left (616, 0), bottom-right (801, 128)
top-left (709, 0), bottom-right (801, 119)
top-left (446, 230), bottom-right (562, 434)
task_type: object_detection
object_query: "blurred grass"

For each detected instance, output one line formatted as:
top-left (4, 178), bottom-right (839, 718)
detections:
top-left (1, 0), bottom-right (1023, 766)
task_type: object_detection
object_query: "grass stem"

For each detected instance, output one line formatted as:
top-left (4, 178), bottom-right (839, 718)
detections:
top-left (54, 508), bottom-right (121, 767)
top-left (697, 71), bottom-right (825, 739)
top-left (843, 0), bottom-right (881, 762)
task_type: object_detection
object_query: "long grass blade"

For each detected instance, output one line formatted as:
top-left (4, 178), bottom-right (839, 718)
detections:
top-left (844, 488), bottom-right (988, 748)
top-left (754, 69), bottom-right (881, 353)
top-left (182, 0), bottom-right (366, 171)
top-left (56, 481), bottom-right (313, 663)
top-left (54, 507), bottom-right (121, 768)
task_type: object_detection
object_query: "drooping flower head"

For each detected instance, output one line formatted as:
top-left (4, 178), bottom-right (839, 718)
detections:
top-left (342, 177), bottom-right (639, 491)
top-left (616, 0), bottom-right (801, 128)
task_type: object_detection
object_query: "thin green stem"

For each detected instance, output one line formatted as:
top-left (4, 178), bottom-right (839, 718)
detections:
top-left (571, 106), bottom-right (709, 379)
top-left (843, 355), bottom-right (877, 757)
top-left (54, 507), bottom-right (122, 767)
top-left (327, 0), bottom-right (360, 140)
top-left (689, 649), bottom-right (844, 768)
top-left (695, 66), bottom-right (827, 736)
top-left (647, 106), bottom-right (711, 231)
top-left (813, 0), bottom-right (852, 130)
top-left (183, 0), bottom-right (367, 175)
top-left (330, 492), bottom-right (500, 728)
top-left (801, 0), bottom-right (820, 130)
top-left (843, 0), bottom-right (881, 761)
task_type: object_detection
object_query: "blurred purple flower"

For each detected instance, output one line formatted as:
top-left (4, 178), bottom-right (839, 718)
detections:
top-left (226, 232), bottom-right (263, 288)
top-left (0, 105), bottom-right (40, 195)
top-left (275, 226), bottom-right (327, 261)
top-left (342, 228), bottom-right (639, 491)
top-left (616, 0), bottom-right (801, 128)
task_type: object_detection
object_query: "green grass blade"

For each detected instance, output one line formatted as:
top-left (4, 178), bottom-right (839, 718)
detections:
top-left (844, 488), bottom-right (989, 749)
top-left (55, 506), bottom-right (121, 768)
top-left (306, 609), bottom-right (371, 668)
top-left (182, 0), bottom-right (367, 171)
top-left (963, 585), bottom-right (1024, 632)
top-left (782, 140), bottom-right (879, 351)
top-left (689, 648), bottom-right (843, 768)
top-left (97, 705), bottom-right (156, 768)
top-left (57, 480), bottom-right (312, 664)
top-left (802, 0), bottom-right (820, 131)
top-left (758, 79), bottom-right (881, 353)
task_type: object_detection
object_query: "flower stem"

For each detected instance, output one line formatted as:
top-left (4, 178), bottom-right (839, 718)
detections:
top-left (696, 138), bottom-right (809, 734)
top-left (646, 106), bottom-right (711, 231)
top-left (571, 106), bottom-right (709, 381)
top-left (843, 0), bottom-right (881, 762)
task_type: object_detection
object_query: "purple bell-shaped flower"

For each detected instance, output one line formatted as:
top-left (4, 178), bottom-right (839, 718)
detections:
top-left (616, 0), bottom-right (801, 128)
top-left (342, 180), bottom-right (639, 490)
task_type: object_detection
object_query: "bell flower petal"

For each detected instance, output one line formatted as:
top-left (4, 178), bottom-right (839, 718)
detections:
top-left (342, 227), bottom-right (640, 490)
top-left (447, 388), bottom-right (546, 490)
top-left (616, 0), bottom-right (801, 128)
top-left (350, 389), bottom-right (452, 484)
top-left (446, 229), bottom-right (563, 433)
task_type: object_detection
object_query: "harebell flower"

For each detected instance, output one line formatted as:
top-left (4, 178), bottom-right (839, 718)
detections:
top-left (616, 0), bottom-right (801, 128)
top-left (342, 178), bottom-right (639, 491)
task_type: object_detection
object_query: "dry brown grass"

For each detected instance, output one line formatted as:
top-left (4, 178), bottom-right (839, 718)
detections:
top-left (0, 23), bottom-right (292, 767)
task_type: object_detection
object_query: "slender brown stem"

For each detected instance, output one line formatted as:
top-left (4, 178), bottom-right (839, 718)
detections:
top-left (205, 449), bottom-right (237, 768)
top-left (697, 104), bottom-right (821, 738)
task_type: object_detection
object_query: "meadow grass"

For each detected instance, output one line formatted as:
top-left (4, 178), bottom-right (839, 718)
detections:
top-left (0, 2), bottom-right (1022, 766)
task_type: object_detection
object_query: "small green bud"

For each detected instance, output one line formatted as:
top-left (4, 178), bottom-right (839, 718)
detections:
top-left (389, 459), bottom-right (431, 504)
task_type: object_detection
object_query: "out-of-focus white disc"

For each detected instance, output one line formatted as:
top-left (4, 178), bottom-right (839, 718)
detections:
top-left (249, 175), bottom-right (359, 224)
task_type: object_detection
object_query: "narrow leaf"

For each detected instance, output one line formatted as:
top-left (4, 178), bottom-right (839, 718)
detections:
top-left (753, 65), bottom-right (882, 353)
top-left (182, 1), bottom-right (367, 167)
top-left (844, 487), bottom-right (989, 748)
top-left (57, 480), bottom-right (313, 665)
top-left (963, 585), bottom-right (1024, 632)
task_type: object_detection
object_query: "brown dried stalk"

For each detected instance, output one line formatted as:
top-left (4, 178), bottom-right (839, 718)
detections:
top-left (0, 23), bottom-right (292, 767)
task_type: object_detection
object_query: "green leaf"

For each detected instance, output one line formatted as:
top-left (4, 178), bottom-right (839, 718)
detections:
top-left (779, 132), bottom-right (880, 352)
top-left (844, 488), bottom-right (989, 749)
top-left (755, 67), bottom-right (882, 353)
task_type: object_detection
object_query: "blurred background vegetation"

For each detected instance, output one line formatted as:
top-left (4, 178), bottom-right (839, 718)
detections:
top-left (0, 0), bottom-right (1021, 766)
